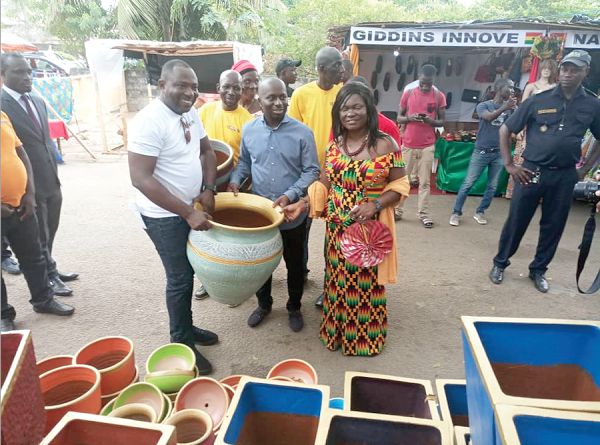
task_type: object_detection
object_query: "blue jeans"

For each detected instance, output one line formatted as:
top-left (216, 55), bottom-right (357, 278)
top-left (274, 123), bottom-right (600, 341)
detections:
top-left (142, 215), bottom-right (195, 345)
top-left (452, 149), bottom-right (504, 215)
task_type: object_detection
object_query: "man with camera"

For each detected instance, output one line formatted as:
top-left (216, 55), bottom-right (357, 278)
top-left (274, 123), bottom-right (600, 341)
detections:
top-left (489, 50), bottom-right (600, 293)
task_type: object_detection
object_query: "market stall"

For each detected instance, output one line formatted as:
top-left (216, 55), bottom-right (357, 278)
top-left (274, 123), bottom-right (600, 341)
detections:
top-left (329, 19), bottom-right (600, 195)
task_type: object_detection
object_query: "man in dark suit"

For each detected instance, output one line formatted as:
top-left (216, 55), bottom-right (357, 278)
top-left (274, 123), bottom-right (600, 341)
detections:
top-left (1, 53), bottom-right (77, 296)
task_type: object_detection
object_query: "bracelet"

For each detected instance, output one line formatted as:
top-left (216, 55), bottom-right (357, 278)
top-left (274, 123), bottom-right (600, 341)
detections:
top-left (373, 199), bottom-right (383, 213)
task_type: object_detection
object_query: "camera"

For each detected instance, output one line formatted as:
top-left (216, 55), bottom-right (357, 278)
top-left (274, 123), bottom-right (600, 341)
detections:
top-left (573, 180), bottom-right (600, 203)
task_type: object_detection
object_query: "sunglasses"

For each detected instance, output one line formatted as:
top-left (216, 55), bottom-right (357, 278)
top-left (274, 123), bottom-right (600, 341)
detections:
top-left (181, 117), bottom-right (191, 144)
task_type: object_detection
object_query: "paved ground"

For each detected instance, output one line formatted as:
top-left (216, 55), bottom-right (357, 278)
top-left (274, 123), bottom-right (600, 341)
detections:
top-left (4, 146), bottom-right (599, 397)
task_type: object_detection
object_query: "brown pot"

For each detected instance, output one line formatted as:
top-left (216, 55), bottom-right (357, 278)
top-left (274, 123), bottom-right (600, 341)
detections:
top-left (74, 336), bottom-right (136, 396)
top-left (212, 139), bottom-right (234, 192)
top-left (40, 364), bottom-right (102, 434)
top-left (1, 330), bottom-right (46, 445)
top-left (36, 355), bottom-right (73, 377)
top-left (164, 409), bottom-right (214, 445)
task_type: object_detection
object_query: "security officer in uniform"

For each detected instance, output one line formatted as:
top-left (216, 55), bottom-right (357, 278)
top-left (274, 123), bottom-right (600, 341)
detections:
top-left (489, 50), bottom-right (600, 293)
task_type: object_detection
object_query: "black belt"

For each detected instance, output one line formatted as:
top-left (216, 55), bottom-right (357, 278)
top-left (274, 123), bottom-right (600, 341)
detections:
top-left (523, 160), bottom-right (574, 171)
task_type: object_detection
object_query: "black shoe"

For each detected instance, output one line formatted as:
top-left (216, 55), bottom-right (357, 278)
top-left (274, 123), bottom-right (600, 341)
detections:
top-left (190, 345), bottom-right (212, 375)
top-left (529, 272), bottom-right (549, 293)
top-left (192, 326), bottom-right (218, 346)
top-left (1, 257), bottom-right (21, 275)
top-left (314, 293), bottom-right (324, 308)
top-left (288, 310), bottom-right (304, 332)
top-left (58, 272), bottom-right (79, 282)
top-left (489, 266), bottom-right (504, 284)
top-left (33, 298), bottom-right (74, 316)
top-left (247, 306), bottom-right (271, 328)
top-left (50, 277), bottom-right (73, 297)
top-left (1, 318), bottom-right (15, 331)
top-left (194, 285), bottom-right (209, 301)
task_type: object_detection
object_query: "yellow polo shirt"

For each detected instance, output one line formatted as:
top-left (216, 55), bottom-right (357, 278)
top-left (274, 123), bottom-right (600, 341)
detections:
top-left (1, 111), bottom-right (27, 207)
top-left (199, 101), bottom-right (253, 164)
top-left (288, 81), bottom-right (341, 166)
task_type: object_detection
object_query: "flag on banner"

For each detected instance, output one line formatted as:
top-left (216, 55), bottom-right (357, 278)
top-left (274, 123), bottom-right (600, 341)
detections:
top-left (524, 32), bottom-right (543, 45)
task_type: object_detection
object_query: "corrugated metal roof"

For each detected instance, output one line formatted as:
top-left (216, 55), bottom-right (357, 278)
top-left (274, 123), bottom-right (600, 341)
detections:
top-left (112, 39), bottom-right (235, 56)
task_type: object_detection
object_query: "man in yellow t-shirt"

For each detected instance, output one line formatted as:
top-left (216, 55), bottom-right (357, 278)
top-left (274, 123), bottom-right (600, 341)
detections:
top-left (288, 46), bottom-right (344, 166)
top-left (199, 70), bottom-right (253, 164)
top-left (288, 46), bottom-right (344, 306)
top-left (1, 112), bottom-right (74, 330)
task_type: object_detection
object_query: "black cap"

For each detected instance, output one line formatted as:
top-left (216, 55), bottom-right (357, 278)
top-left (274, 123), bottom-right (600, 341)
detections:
top-left (276, 59), bottom-right (302, 75)
top-left (560, 50), bottom-right (591, 67)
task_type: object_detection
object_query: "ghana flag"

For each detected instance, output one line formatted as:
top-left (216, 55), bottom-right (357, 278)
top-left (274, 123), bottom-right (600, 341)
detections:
top-left (525, 32), bottom-right (543, 45)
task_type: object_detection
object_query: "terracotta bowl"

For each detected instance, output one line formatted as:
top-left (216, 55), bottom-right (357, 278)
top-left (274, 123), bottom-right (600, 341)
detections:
top-left (74, 336), bottom-right (136, 396)
top-left (164, 408), bottom-right (215, 445)
top-left (175, 377), bottom-right (229, 432)
top-left (266, 359), bottom-right (318, 385)
top-left (219, 375), bottom-right (246, 389)
top-left (221, 383), bottom-right (236, 403)
top-left (36, 355), bottom-right (73, 377)
top-left (40, 364), bottom-right (102, 434)
top-left (114, 382), bottom-right (165, 423)
top-left (100, 365), bottom-right (139, 407)
top-left (109, 402), bottom-right (157, 423)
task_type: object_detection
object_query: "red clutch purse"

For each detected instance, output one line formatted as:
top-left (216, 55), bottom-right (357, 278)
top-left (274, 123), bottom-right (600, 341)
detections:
top-left (340, 220), bottom-right (393, 267)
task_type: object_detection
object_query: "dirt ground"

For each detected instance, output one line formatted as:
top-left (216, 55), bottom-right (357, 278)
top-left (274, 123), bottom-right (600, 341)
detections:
top-left (4, 143), bottom-right (599, 397)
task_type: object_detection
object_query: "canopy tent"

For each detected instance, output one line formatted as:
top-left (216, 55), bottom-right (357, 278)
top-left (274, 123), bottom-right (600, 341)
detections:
top-left (1, 32), bottom-right (38, 52)
top-left (109, 39), bottom-right (263, 93)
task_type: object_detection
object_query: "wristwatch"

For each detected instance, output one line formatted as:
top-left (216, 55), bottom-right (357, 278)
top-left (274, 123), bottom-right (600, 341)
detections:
top-left (202, 184), bottom-right (217, 194)
top-left (373, 199), bottom-right (383, 213)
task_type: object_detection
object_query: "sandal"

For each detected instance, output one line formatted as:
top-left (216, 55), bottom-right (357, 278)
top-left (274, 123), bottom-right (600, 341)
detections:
top-left (420, 216), bottom-right (434, 228)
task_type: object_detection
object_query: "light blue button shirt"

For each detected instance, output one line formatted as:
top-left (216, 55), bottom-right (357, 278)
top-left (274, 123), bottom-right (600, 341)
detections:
top-left (230, 114), bottom-right (320, 230)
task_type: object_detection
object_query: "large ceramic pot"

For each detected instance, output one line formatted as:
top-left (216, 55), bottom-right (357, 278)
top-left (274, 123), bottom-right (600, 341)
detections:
top-left (187, 192), bottom-right (284, 306)
top-left (211, 139), bottom-right (234, 192)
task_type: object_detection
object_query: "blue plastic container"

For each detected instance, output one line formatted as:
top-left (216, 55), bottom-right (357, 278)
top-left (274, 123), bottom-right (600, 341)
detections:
top-left (435, 380), bottom-right (468, 427)
top-left (495, 405), bottom-right (600, 445)
top-left (462, 317), bottom-right (600, 445)
top-left (216, 377), bottom-right (329, 445)
top-left (329, 398), bottom-right (344, 410)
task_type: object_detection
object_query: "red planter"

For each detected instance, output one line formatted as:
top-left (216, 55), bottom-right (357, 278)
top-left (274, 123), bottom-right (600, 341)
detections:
top-left (40, 364), bottom-right (102, 434)
top-left (1, 330), bottom-right (46, 445)
top-left (37, 355), bottom-right (73, 378)
top-left (74, 336), bottom-right (136, 396)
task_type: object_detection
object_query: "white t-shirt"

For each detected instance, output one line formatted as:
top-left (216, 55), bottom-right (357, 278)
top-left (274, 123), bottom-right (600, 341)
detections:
top-left (128, 99), bottom-right (206, 218)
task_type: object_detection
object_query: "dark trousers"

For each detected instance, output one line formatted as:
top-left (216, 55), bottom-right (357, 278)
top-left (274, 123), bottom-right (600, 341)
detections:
top-left (36, 189), bottom-right (62, 279)
top-left (493, 163), bottom-right (578, 274)
top-left (1, 213), bottom-right (54, 320)
top-left (1, 236), bottom-right (12, 260)
top-left (303, 217), bottom-right (312, 274)
top-left (257, 219), bottom-right (307, 311)
top-left (142, 215), bottom-right (195, 345)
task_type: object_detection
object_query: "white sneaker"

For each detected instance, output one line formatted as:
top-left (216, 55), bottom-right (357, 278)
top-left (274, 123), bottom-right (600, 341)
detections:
top-left (449, 214), bottom-right (460, 226)
top-left (474, 213), bottom-right (488, 225)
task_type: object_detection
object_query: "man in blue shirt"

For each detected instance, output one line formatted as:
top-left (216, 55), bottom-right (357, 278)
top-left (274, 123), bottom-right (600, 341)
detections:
top-left (449, 79), bottom-right (516, 226)
top-left (490, 50), bottom-right (600, 293)
top-left (228, 78), bottom-right (320, 332)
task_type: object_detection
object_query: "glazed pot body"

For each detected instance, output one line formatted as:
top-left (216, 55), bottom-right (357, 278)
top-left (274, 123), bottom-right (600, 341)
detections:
top-left (187, 193), bottom-right (283, 306)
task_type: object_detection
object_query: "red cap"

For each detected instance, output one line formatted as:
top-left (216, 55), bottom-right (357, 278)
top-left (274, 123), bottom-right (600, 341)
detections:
top-left (231, 59), bottom-right (257, 74)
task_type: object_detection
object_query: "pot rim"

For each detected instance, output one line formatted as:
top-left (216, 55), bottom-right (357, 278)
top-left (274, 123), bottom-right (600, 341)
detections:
top-left (108, 402), bottom-right (158, 423)
top-left (73, 336), bottom-right (134, 374)
top-left (145, 343), bottom-right (196, 374)
top-left (40, 364), bottom-right (101, 410)
top-left (175, 377), bottom-right (229, 431)
top-left (164, 408), bottom-right (214, 443)
top-left (267, 358), bottom-right (318, 384)
top-left (100, 365), bottom-right (140, 400)
top-left (212, 139), bottom-right (234, 174)
top-left (203, 192), bottom-right (284, 233)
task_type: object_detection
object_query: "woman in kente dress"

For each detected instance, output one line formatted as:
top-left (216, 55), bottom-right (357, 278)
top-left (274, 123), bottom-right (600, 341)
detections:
top-left (285, 82), bottom-right (409, 356)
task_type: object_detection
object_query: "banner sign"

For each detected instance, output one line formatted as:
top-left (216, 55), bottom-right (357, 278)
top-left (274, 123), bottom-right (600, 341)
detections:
top-left (349, 27), bottom-right (600, 49)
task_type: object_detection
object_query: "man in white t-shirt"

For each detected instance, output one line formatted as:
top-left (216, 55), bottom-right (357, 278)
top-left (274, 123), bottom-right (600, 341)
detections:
top-left (128, 59), bottom-right (218, 375)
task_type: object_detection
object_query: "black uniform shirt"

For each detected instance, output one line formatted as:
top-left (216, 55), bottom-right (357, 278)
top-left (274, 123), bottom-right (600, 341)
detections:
top-left (505, 86), bottom-right (600, 168)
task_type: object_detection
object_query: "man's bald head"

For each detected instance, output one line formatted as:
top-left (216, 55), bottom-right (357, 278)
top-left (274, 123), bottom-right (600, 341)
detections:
top-left (258, 77), bottom-right (285, 97)
top-left (258, 78), bottom-right (287, 125)
top-left (219, 69), bottom-right (242, 85)
top-left (315, 47), bottom-right (342, 67)
top-left (217, 69), bottom-right (243, 111)
top-left (160, 59), bottom-right (195, 81)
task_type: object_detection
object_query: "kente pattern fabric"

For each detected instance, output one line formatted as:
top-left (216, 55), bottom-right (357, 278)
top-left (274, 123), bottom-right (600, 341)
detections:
top-left (321, 142), bottom-right (405, 356)
top-left (32, 77), bottom-right (73, 123)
